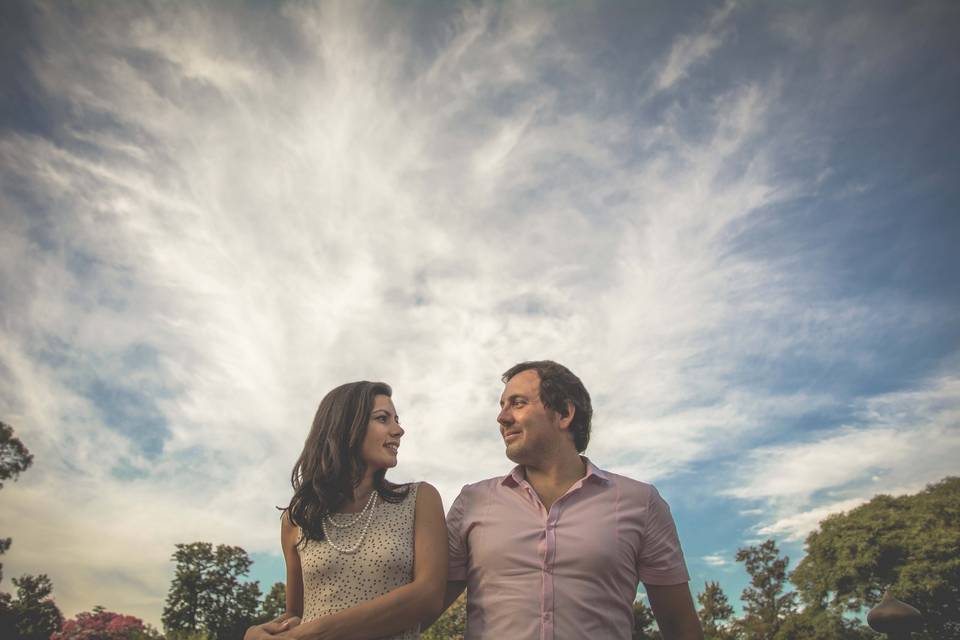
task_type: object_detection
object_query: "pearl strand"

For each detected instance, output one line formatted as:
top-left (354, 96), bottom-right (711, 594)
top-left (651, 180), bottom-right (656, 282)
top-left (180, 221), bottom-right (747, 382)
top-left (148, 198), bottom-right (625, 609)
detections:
top-left (322, 493), bottom-right (377, 554)
top-left (324, 490), bottom-right (377, 529)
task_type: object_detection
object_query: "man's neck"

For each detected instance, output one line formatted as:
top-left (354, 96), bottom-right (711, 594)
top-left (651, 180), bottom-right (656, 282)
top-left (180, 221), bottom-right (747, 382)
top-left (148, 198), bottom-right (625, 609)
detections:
top-left (523, 449), bottom-right (587, 511)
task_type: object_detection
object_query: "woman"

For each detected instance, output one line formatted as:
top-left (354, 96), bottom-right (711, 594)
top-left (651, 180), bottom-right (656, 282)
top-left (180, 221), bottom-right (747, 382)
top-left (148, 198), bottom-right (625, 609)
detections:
top-left (246, 381), bottom-right (447, 639)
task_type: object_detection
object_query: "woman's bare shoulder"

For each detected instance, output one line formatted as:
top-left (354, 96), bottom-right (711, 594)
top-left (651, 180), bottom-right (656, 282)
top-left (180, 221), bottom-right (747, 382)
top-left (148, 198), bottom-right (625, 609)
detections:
top-left (280, 510), bottom-right (301, 548)
top-left (413, 481), bottom-right (442, 508)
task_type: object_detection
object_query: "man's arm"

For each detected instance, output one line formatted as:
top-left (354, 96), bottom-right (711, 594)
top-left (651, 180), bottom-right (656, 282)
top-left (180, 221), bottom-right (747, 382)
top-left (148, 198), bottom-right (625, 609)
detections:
top-left (644, 583), bottom-right (704, 640)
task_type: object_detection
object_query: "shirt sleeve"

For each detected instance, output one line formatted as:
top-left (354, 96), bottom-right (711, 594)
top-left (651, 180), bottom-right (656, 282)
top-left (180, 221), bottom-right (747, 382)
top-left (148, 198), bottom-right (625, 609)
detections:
top-left (446, 489), bottom-right (469, 581)
top-left (636, 485), bottom-right (690, 585)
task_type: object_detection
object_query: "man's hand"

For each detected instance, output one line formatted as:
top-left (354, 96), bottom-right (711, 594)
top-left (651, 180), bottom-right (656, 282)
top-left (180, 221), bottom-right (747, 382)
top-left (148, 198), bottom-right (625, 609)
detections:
top-left (244, 616), bottom-right (301, 640)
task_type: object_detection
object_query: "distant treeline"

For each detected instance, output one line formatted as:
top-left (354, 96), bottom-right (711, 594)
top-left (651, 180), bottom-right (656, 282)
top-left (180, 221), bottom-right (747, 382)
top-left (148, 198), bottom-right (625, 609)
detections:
top-left (2, 421), bottom-right (957, 639)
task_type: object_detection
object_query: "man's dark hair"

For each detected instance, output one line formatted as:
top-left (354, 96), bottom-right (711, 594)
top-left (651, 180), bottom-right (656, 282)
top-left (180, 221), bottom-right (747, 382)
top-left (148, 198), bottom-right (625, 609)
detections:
top-left (501, 360), bottom-right (593, 452)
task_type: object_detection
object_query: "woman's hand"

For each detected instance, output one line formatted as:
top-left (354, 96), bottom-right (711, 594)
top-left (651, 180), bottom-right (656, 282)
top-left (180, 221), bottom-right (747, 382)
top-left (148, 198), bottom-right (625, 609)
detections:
top-left (244, 616), bottom-right (301, 640)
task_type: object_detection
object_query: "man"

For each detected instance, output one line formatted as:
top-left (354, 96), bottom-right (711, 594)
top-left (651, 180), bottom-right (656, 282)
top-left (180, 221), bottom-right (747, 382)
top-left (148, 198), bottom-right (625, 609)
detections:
top-left (441, 360), bottom-right (703, 639)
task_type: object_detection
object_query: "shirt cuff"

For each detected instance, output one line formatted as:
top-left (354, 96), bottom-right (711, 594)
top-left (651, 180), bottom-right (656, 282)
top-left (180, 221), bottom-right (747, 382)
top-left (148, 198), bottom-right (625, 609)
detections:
top-left (637, 566), bottom-right (690, 585)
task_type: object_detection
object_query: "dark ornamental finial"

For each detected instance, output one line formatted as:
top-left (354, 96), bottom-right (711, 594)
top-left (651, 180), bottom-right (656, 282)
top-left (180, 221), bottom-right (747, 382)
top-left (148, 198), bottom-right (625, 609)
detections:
top-left (867, 590), bottom-right (923, 639)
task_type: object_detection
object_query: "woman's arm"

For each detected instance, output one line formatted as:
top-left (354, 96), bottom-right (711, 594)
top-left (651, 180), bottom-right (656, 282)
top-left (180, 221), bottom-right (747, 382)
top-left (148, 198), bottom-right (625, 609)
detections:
top-left (280, 511), bottom-right (304, 618)
top-left (284, 482), bottom-right (447, 640)
top-left (244, 512), bottom-right (305, 640)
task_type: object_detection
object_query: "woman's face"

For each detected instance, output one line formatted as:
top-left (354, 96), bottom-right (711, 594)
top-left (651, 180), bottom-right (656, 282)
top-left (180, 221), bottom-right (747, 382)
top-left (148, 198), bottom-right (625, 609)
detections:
top-left (360, 394), bottom-right (404, 471)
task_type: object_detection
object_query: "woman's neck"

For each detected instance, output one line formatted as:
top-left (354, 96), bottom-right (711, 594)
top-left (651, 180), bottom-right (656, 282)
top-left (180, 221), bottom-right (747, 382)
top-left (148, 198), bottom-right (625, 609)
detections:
top-left (340, 469), bottom-right (377, 513)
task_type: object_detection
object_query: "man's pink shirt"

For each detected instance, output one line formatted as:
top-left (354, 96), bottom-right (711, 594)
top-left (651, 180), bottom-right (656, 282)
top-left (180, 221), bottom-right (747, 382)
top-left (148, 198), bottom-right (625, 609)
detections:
top-left (446, 458), bottom-right (690, 640)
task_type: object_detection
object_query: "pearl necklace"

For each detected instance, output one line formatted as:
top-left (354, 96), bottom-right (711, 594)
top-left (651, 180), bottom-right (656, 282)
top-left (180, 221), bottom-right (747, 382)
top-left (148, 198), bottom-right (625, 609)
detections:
top-left (322, 492), bottom-right (377, 554)
top-left (324, 490), bottom-right (377, 529)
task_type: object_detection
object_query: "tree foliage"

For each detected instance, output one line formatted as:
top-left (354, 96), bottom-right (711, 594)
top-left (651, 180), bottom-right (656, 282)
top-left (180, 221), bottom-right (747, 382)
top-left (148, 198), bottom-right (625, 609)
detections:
top-left (255, 582), bottom-right (286, 624)
top-left (161, 542), bottom-right (261, 640)
top-left (734, 539), bottom-right (797, 640)
top-left (52, 606), bottom-right (164, 639)
top-left (698, 581), bottom-right (736, 640)
top-left (0, 537), bottom-right (9, 586)
top-left (772, 606), bottom-right (875, 640)
top-left (0, 422), bottom-right (33, 489)
top-left (1, 421), bottom-right (33, 586)
top-left (0, 573), bottom-right (64, 640)
top-left (632, 597), bottom-right (662, 640)
top-left (421, 592), bottom-right (466, 640)
top-left (791, 476), bottom-right (960, 639)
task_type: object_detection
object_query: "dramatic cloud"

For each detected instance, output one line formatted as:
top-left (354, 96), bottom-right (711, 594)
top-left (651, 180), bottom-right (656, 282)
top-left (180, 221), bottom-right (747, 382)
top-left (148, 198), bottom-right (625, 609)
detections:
top-left (726, 376), bottom-right (960, 540)
top-left (1, 0), bottom-right (957, 626)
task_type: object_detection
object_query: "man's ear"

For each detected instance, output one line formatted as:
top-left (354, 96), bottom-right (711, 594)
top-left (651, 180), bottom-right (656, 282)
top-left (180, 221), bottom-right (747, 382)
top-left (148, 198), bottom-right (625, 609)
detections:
top-left (558, 400), bottom-right (575, 430)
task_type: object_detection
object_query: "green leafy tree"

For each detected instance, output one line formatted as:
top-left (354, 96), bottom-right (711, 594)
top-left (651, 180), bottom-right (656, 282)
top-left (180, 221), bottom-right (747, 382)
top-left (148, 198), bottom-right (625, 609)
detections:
top-left (698, 581), bottom-right (737, 640)
top-left (255, 582), bottom-right (286, 624)
top-left (421, 592), bottom-right (466, 640)
top-left (734, 539), bottom-right (796, 640)
top-left (773, 606), bottom-right (874, 640)
top-left (0, 422), bottom-right (33, 489)
top-left (0, 422), bottom-right (33, 585)
top-left (165, 631), bottom-right (212, 640)
top-left (0, 538), bottom-right (9, 586)
top-left (633, 597), bottom-right (662, 640)
top-left (162, 542), bottom-right (262, 640)
top-left (0, 573), bottom-right (64, 640)
top-left (791, 477), bottom-right (960, 640)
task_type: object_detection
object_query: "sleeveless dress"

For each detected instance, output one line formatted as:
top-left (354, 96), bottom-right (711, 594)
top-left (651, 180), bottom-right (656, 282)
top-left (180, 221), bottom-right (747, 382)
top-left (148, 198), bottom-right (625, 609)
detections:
top-left (298, 482), bottom-right (420, 639)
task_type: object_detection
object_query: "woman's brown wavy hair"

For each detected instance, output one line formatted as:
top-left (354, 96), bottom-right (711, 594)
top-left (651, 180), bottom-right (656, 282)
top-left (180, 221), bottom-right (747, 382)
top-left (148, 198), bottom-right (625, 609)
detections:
top-left (285, 381), bottom-right (409, 544)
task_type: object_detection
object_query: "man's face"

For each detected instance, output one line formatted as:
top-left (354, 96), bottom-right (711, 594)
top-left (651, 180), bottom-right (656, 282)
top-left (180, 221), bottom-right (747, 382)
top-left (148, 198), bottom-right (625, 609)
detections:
top-left (498, 369), bottom-right (564, 464)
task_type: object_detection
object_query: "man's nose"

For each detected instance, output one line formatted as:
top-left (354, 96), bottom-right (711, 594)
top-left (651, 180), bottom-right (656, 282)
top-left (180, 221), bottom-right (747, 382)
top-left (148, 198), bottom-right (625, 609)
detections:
top-left (497, 407), bottom-right (512, 426)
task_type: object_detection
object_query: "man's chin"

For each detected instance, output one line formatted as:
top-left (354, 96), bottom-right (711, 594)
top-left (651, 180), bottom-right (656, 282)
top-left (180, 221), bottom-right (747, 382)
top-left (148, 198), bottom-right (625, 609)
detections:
top-left (504, 444), bottom-right (526, 464)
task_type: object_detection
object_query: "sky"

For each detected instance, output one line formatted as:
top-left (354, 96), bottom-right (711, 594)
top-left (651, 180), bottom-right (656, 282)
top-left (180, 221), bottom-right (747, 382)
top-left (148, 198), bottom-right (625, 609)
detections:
top-left (1, 0), bottom-right (959, 629)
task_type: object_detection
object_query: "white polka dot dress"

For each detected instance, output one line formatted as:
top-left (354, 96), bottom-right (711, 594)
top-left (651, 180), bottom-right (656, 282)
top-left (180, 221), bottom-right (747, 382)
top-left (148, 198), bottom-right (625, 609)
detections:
top-left (299, 482), bottom-right (420, 639)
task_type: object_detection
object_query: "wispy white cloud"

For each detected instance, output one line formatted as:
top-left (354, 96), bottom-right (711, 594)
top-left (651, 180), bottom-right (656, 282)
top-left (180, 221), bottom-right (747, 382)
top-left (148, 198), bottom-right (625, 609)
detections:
top-left (653, 0), bottom-right (738, 93)
top-left (0, 0), bottom-right (955, 627)
top-left (702, 553), bottom-right (732, 568)
top-left (725, 376), bottom-right (960, 541)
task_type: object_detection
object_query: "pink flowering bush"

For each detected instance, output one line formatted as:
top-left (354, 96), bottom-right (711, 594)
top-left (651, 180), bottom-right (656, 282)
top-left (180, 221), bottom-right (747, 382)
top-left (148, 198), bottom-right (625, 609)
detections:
top-left (52, 608), bottom-right (163, 639)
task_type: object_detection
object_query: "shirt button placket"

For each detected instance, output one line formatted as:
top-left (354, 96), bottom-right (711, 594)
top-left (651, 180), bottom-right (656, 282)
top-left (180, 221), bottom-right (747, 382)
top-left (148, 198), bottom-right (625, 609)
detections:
top-left (541, 514), bottom-right (557, 640)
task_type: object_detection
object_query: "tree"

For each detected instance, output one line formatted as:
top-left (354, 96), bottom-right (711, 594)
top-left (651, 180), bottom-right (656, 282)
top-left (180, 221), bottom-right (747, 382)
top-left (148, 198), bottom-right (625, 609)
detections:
top-left (791, 476), bottom-right (960, 640)
top-left (0, 538), bottom-right (9, 586)
top-left (255, 582), bottom-right (286, 624)
top-left (698, 581), bottom-right (736, 640)
top-left (734, 539), bottom-right (796, 640)
top-left (421, 592), bottom-right (466, 640)
top-left (773, 606), bottom-right (874, 640)
top-left (52, 606), bottom-right (164, 639)
top-left (0, 422), bottom-right (33, 585)
top-left (162, 542), bottom-right (262, 640)
top-left (0, 573), bottom-right (63, 640)
top-left (633, 597), bottom-right (662, 640)
top-left (0, 422), bottom-right (33, 489)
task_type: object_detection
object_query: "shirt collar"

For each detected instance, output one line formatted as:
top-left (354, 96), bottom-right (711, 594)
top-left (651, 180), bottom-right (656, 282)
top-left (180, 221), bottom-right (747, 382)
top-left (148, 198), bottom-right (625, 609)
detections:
top-left (501, 456), bottom-right (611, 487)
